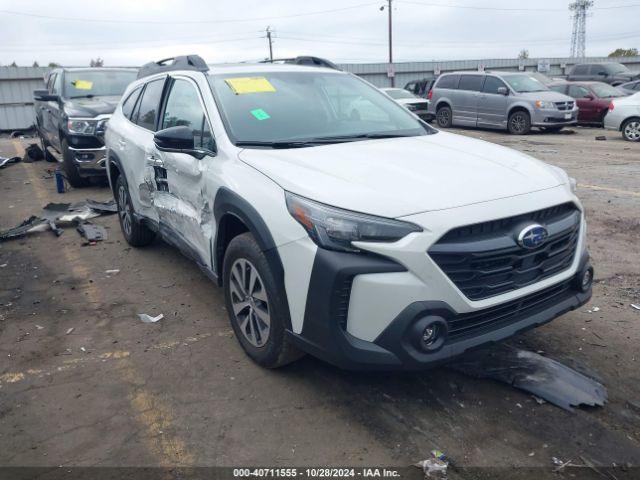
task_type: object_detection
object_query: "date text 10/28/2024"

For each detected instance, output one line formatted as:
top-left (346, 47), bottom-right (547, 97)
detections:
top-left (233, 469), bottom-right (402, 478)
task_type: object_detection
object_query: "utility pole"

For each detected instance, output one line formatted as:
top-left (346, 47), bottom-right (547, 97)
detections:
top-left (569, 0), bottom-right (593, 58)
top-left (266, 26), bottom-right (274, 62)
top-left (386, 0), bottom-right (395, 87)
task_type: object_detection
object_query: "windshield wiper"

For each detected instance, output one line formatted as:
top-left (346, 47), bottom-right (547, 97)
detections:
top-left (69, 94), bottom-right (95, 99)
top-left (235, 133), bottom-right (416, 149)
top-left (235, 140), bottom-right (319, 149)
top-left (309, 133), bottom-right (414, 141)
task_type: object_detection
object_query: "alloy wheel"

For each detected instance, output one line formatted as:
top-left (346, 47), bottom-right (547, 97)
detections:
top-left (117, 184), bottom-right (133, 237)
top-left (624, 121), bottom-right (640, 141)
top-left (510, 114), bottom-right (527, 133)
top-left (437, 109), bottom-right (450, 127)
top-left (229, 258), bottom-right (271, 347)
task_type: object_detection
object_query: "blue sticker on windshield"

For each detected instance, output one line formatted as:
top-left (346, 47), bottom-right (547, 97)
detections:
top-left (250, 108), bottom-right (271, 120)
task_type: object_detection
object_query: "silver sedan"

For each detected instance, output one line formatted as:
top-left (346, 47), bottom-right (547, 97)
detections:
top-left (604, 92), bottom-right (640, 142)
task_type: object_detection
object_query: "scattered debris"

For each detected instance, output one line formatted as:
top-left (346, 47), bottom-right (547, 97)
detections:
top-left (0, 156), bottom-right (21, 169)
top-left (595, 135), bottom-right (607, 141)
top-left (592, 306), bottom-right (600, 312)
top-left (85, 199), bottom-right (117, 214)
top-left (449, 344), bottom-right (607, 412)
top-left (0, 216), bottom-right (50, 242)
top-left (631, 304), bottom-right (640, 311)
top-left (138, 313), bottom-right (164, 324)
top-left (0, 264), bottom-right (7, 268)
top-left (414, 450), bottom-right (449, 479)
top-left (80, 347), bottom-right (86, 353)
top-left (105, 269), bottom-right (120, 275)
top-left (65, 328), bottom-right (74, 335)
top-left (76, 222), bottom-right (107, 244)
top-left (35, 325), bottom-right (44, 330)
top-left (23, 143), bottom-right (44, 163)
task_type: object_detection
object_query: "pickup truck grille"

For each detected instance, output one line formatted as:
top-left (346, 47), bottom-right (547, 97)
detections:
top-left (555, 101), bottom-right (575, 111)
top-left (429, 203), bottom-right (581, 300)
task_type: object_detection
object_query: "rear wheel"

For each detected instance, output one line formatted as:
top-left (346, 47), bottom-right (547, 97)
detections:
top-left (115, 175), bottom-right (156, 247)
top-left (223, 233), bottom-right (303, 368)
top-left (436, 105), bottom-right (453, 128)
top-left (508, 110), bottom-right (531, 135)
top-left (61, 138), bottom-right (89, 188)
top-left (621, 118), bottom-right (640, 142)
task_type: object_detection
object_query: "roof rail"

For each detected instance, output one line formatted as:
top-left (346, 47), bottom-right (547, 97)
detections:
top-left (137, 55), bottom-right (209, 79)
top-left (261, 56), bottom-right (341, 71)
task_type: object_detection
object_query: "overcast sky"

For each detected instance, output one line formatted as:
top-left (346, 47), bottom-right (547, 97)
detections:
top-left (0, 0), bottom-right (638, 66)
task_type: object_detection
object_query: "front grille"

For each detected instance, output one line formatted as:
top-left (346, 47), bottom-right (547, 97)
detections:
top-left (408, 102), bottom-right (428, 111)
top-left (555, 101), bottom-right (575, 111)
top-left (429, 203), bottom-right (580, 300)
top-left (446, 279), bottom-right (574, 342)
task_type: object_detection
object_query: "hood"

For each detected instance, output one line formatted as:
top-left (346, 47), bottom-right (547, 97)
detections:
top-left (63, 95), bottom-right (120, 117)
top-left (517, 90), bottom-right (574, 102)
top-left (238, 131), bottom-right (565, 218)
top-left (612, 92), bottom-right (640, 106)
top-left (396, 98), bottom-right (429, 106)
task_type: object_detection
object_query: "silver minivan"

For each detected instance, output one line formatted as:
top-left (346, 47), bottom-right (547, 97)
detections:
top-left (427, 71), bottom-right (578, 134)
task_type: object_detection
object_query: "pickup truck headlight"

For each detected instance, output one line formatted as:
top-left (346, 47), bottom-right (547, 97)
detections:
top-left (534, 100), bottom-right (556, 109)
top-left (286, 192), bottom-right (422, 253)
top-left (406, 104), bottom-right (418, 111)
top-left (67, 118), bottom-right (97, 135)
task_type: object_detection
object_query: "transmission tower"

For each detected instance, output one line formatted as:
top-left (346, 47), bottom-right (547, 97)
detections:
top-left (569, 0), bottom-right (594, 58)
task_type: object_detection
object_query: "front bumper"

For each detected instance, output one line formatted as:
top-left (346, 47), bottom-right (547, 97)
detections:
top-left (289, 250), bottom-right (592, 371)
top-left (531, 108), bottom-right (579, 127)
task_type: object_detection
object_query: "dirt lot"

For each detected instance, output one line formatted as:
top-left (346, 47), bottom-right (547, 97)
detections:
top-left (0, 127), bottom-right (639, 477)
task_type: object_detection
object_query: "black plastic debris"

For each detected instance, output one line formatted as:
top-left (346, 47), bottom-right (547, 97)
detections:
top-left (76, 222), bottom-right (107, 243)
top-left (0, 156), bottom-right (21, 169)
top-left (449, 344), bottom-right (607, 412)
top-left (85, 199), bottom-right (117, 214)
top-left (22, 143), bottom-right (45, 163)
top-left (0, 216), bottom-right (49, 241)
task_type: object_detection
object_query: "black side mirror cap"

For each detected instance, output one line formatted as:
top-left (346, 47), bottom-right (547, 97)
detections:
top-left (154, 126), bottom-right (216, 158)
top-left (34, 89), bottom-right (59, 102)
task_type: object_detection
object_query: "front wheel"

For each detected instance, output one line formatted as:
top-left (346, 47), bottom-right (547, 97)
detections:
top-left (621, 118), bottom-right (640, 142)
top-left (223, 233), bottom-right (303, 368)
top-left (114, 175), bottom-right (156, 247)
top-left (436, 105), bottom-right (453, 128)
top-left (508, 110), bottom-right (531, 135)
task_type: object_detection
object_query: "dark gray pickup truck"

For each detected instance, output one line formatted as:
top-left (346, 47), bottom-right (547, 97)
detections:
top-left (33, 67), bottom-right (137, 187)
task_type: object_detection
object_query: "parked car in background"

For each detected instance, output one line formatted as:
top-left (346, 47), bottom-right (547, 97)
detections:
top-left (381, 87), bottom-right (431, 121)
top-left (427, 71), bottom-right (578, 134)
top-left (33, 67), bottom-right (137, 187)
top-left (618, 80), bottom-right (640, 96)
top-left (550, 81), bottom-right (627, 126)
top-left (604, 92), bottom-right (640, 142)
top-left (566, 62), bottom-right (640, 86)
top-left (105, 55), bottom-right (592, 370)
top-left (404, 77), bottom-right (437, 98)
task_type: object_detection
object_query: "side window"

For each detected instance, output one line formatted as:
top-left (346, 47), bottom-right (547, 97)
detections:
top-left (436, 75), bottom-right (460, 90)
top-left (572, 65), bottom-right (588, 75)
top-left (482, 76), bottom-right (507, 94)
top-left (121, 87), bottom-right (142, 120)
top-left (568, 85), bottom-right (590, 98)
top-left (590, 65), bottom-right (606, 75)
top-left (135, 78), bottom-right (165, 131)
top-left (458, 75), bottom-right (484, 92)
top-left (162, 79), bottom-right (215, 151)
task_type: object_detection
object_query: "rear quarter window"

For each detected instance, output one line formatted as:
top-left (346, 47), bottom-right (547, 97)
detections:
top-left (458, 75), bottom-right (484, 92)
top-left (435, 75), bottom-right (460, 90)
top-left (121, 86), bottom-right (142, 120)
top-left (134, 79), bottom-right (165, 131)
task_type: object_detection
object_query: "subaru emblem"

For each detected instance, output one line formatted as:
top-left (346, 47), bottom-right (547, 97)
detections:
top-left (517, 224), bottom-right (548, 249)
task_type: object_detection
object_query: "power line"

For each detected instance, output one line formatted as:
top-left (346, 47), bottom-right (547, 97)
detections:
top-left (0, 3), bottom-right (379, 25)
top-left (397, 0), bottom-right (640, 11)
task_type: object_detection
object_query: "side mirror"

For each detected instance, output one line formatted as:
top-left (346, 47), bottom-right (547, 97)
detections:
top-left (34, 89), bottom-right (59, 102)
top-left (154, 126), bottom-right (215, 159)
top-left (497, 86), bottom-right (509, 96)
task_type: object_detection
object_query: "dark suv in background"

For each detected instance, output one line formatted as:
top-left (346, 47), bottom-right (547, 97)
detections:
top-left (34, 67), bottom-right (137, 187)
top-left (567, 62), bottom-right (639, 86)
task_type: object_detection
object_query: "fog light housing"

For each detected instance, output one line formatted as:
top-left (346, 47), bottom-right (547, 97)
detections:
top-left (411, 316), bottom-right (448, 352)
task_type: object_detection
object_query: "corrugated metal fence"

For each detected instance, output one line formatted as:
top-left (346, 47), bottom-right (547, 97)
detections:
top-left (339, 56), bottom-right (640, 88)
top-left (0, 67), bottom-right (49, 131)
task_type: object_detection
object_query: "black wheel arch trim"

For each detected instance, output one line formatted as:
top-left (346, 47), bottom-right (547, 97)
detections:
top-left (213, 187), bottom-right (292, 330)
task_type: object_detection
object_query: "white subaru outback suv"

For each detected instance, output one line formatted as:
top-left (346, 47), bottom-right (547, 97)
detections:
top-left (106, 55), bottom-right (593, 370)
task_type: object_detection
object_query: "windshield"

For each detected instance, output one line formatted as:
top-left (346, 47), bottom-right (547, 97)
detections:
top-left (503, 75), bottom-right (549, 93)
top-left (529, 72), bottom-right (554, 86)
top-left (64, 70), bottom-right (137, 98)
top-left (208, 71), bottom-right (432, 147)
top-left (385, 89), bottom-right (417, 100)
top-left (592, 83), bottom-right (624, 98)
top-left (607, 63), bottom-right (630, 74)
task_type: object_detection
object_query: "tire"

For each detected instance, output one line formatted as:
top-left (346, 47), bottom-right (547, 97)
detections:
top-left (39, 133), bottom-right (57, 163)
top-left (621, 118), bottom-right (640, 142)
top-left (541, 126), bottom-right (564, 133)
top-left (114, 174), bottom-right (156, 247)
top-left (223, 232), bottom-right (303, 368)
top-left (508, 110), bottom-right (532, 135)
top-left (61, 138), bottom-right (89, 188)
top-left (436, 105), bottom-right (453, 128)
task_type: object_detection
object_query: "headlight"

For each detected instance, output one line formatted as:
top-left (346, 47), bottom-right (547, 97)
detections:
top-left (406, 104), bottom-right (418, 111)
top-left (67, 118), bottom-right (97, 135)
top-left (285, 192), bottom-right (422, 253)
top-left (534, 100), bottom-right (555, 109)
top-left (569, 177), bottom-right (577, 194)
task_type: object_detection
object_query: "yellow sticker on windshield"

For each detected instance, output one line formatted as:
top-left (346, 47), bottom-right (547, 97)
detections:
top-left (73, 80), bottom-right (93, 90)
top-left (225, 77), bottom-right (276, 95)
